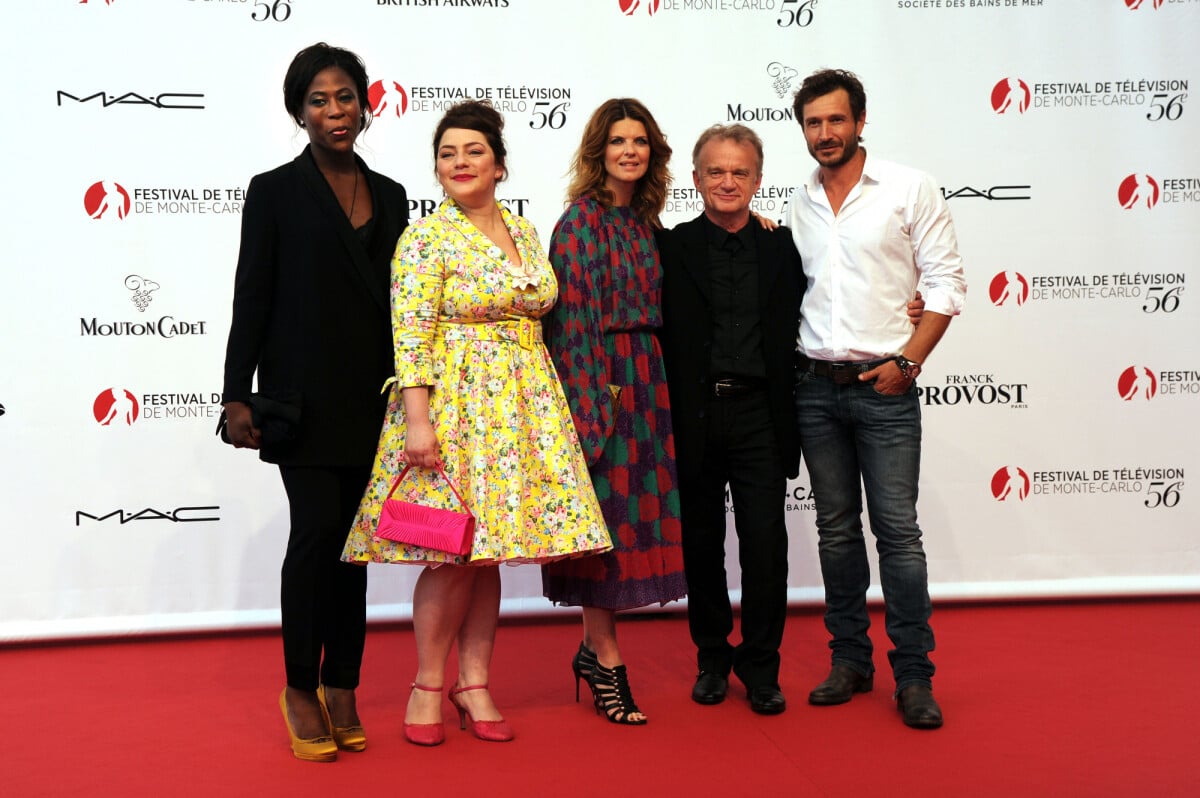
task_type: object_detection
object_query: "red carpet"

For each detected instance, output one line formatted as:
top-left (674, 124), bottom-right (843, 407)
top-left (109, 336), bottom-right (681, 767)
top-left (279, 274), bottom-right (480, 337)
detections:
top-left (6, 599), bottom-right (1198, 797)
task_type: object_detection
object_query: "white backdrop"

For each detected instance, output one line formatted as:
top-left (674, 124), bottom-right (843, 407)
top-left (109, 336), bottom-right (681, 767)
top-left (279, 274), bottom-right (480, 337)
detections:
top-left (2, 0), bottom-right (1198, 642)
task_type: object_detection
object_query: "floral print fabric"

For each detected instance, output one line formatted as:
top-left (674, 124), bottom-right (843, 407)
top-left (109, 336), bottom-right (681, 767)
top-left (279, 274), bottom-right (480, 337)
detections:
top-left (342, 199), bottom-right (611, 566)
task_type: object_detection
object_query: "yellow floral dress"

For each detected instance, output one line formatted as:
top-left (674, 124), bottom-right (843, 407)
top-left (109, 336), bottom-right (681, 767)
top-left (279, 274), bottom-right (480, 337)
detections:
top-left (342, 198), bottom-right (612, 566)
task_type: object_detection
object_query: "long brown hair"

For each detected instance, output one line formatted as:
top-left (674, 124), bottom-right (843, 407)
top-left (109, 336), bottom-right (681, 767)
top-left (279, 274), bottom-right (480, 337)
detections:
top-left (566, 98), bottom-right (672, 227)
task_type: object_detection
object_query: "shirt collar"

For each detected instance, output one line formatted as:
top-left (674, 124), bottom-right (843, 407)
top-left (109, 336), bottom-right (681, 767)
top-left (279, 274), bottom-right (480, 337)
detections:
top-left (806, 149), bottom-right (879, 195)
top-left (702, 213), bottom-right (754, 250)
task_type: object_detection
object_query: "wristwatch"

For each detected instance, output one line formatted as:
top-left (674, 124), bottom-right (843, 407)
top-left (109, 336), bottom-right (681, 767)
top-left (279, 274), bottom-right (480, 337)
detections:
top-left (894, 355), bottom-right (922, 380)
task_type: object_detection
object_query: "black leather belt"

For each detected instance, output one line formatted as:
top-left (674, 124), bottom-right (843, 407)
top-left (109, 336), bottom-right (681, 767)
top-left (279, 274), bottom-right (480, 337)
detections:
top-left (800, 357), bottom-right (890, 385)
top-left (712, 377), bottom-right (767, 397)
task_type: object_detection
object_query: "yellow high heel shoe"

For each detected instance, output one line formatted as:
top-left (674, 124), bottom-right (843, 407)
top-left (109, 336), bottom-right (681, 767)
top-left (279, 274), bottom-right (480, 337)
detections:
top-left (317, 685), bottom-right (367, 752)
top-left (279, 688), bottom-right (338, 762)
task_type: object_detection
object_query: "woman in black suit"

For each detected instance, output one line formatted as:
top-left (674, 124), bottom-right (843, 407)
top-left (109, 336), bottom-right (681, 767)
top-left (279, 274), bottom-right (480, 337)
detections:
top-left (221, 43), bottom-right (408, 762)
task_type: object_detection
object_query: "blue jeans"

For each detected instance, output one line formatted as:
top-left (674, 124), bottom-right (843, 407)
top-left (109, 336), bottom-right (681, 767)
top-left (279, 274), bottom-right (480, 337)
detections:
top-left (794, 370), bottom-right (935, 690)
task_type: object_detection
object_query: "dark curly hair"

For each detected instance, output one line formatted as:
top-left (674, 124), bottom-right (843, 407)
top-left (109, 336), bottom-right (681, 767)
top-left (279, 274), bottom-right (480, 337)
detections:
top-left (432, 100), bottom-right (508, 180)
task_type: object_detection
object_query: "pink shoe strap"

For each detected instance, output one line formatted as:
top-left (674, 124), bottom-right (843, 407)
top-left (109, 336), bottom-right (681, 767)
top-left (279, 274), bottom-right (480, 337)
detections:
top-left (411, 682), bottom-right (443, 693)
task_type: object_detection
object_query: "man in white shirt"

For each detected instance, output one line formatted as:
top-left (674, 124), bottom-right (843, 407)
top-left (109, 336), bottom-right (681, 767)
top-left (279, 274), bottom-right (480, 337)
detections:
top-left (788, 69), bottom-right (966, 729)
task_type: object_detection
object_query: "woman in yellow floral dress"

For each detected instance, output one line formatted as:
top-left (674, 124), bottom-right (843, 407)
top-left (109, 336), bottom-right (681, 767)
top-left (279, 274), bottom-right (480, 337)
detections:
top-left (342, 101), bottom-right (610, 746)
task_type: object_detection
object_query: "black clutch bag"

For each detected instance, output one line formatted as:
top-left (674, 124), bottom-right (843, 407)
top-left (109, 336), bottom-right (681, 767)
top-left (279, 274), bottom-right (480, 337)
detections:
top-left (216, 393), bottom-right (302, 445)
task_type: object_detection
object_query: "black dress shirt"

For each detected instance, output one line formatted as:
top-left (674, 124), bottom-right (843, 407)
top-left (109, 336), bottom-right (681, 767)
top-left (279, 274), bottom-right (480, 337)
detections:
top-left (704, 215), bottom-right (765, 379)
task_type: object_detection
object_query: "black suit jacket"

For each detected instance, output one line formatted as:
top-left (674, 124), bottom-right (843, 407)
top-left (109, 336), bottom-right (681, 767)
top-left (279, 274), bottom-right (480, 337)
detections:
top-left (222, 146), bottom-right (409, 466)
top-left (656, 214), bottom-right (804, 480)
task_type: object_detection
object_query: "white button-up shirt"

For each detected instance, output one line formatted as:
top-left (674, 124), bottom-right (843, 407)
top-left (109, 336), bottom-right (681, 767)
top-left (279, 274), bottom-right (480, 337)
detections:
top-left (789, 153), bottom-right (966, 361)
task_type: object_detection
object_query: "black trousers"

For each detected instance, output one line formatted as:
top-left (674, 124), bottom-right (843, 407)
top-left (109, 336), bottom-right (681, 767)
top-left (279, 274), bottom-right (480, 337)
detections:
top-left (278, 464), bottom-right (370, 691)
top-left (679, 391), bottom-right (789, 689)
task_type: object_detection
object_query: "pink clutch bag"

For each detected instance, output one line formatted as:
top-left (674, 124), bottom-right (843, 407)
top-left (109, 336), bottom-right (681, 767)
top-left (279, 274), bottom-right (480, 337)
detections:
top-left (375, 465), bottom-right (475, 556)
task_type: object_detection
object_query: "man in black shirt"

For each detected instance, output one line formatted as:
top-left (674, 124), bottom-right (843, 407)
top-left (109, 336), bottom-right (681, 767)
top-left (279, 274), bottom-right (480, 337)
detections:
top-left (657, 124), bottom-right (804, 715)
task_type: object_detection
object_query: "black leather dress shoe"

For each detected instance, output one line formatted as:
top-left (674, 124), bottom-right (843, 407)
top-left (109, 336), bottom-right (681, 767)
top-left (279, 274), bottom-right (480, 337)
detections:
top-left (691, 671), bottom-right (728, 705)
top-left (896, 685), bottom-right (943, 729)
top-left (747, 685), bottom-right (787, 715)
top-left (807, 665), bottom-right (873, 706)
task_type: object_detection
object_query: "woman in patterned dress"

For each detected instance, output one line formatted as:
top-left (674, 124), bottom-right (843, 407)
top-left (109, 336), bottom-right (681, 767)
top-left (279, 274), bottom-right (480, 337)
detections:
top-left (342, 101), bottom-right (611, 746)
top-left (542, 99), bottom-right (688, 724)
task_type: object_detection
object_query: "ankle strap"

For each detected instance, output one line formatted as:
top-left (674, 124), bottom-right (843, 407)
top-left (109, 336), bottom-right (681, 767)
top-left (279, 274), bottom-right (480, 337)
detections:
top-left (411, 682), bottom-right (443, 693)
top-left (450, 684), bottom-right (488, 696)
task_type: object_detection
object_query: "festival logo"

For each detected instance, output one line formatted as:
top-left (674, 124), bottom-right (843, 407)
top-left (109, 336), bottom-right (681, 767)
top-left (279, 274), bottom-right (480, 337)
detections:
top-left (991, 467), bottom-right (1030, 502)
top-left (616, 0), bottom-right (820, 26)
top-left (84, 181), bottom-right (131, 220)
top-left (991, 78), bottom-right (1030, 114)
top-left (619, 0), bottom-right (661, 14)
top-left (368, 80), bottom-right (409, 119)
top-left (1117, 366), bottom-right (1158, 401)
top-left (92, 388), bottom-right (222, 423)
top-left (996, 466), bottom-right (1185, 503)
top-left (78, 0), bottom-right (115, 5)
top-left (94, 388), bottom-right (140, 426)
top-left (81, 180), bottom-right (244, 218)
top-left (990, 76), bottom-right (1188, 119)
top-left (989, 271), bottom-right (1030, 306)
top-left (1118, 174), bottom-right (1160, 209)
top-left (368, 78), bottom-right (570, 128)
top-left (1125, 0), bottom-right (1164, 9)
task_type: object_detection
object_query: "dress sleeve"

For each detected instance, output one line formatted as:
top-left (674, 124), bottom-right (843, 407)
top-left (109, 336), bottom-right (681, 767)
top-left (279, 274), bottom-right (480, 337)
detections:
top-left (543, 200), bottom-right (615, 466)
top-left (222, 174), bottom-right (273, 404)
top-left (390, 219), bottom-right (444, 388)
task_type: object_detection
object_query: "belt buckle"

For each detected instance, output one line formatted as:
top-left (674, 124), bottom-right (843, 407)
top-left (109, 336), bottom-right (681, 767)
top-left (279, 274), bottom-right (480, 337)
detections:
top-left (507, 317), bottom-right (534, 350)
top-left (829, 364), bottom-right (858, 385)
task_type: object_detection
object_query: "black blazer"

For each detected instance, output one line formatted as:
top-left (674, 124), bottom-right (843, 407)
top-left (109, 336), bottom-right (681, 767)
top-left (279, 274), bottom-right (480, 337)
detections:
top-left (656, 215), bottom-right (804, 480)
top-left (222, 146), bottom-right (409, 467)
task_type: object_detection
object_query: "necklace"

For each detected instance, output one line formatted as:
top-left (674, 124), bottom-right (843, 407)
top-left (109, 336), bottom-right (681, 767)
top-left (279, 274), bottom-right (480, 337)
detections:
top-left (348, 168), bottom-right (359, 222)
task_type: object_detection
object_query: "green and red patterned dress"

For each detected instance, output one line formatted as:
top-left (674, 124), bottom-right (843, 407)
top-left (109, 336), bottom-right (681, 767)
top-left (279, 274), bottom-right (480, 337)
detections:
top-left (541, 197), bottom-right (687, 610)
